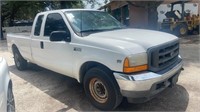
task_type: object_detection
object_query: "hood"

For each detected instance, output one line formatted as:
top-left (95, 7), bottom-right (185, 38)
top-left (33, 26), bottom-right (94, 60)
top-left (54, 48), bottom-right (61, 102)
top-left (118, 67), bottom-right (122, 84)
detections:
top-left (82, 29), bottom-right (178, 55)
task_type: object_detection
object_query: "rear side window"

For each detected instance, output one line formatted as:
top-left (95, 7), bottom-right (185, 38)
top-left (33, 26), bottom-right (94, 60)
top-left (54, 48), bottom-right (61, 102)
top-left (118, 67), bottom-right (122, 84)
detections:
top-left (34, 15), bottom-right (44, 36)
top-left (44, 13), bottom-right (69, 36)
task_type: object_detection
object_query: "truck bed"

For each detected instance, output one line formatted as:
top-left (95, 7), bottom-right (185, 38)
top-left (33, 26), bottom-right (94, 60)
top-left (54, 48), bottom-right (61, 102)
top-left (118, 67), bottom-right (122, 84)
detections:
top-left (7, 32), bottom-right (31, 38)
top-left (7, 32), bottom-right (32, 61)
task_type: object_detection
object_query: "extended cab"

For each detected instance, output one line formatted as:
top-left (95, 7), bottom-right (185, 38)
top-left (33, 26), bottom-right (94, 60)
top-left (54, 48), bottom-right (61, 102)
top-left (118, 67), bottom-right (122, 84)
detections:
top-left (7, 9), bottom-right (183, 110)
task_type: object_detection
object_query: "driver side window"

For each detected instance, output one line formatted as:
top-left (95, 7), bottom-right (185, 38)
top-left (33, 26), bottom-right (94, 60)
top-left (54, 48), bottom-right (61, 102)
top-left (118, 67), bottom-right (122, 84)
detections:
top-left (44, 13), bottom-right (70, 36)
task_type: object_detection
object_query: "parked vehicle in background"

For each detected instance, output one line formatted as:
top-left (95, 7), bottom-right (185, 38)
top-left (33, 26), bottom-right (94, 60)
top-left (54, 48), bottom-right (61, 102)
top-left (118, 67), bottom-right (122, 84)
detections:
top-left (7, 9), bottom-right (183, 110)
top-left (0, 57), bottom-right (15, 112)
top-left (13, 20), bottom-right (33, 26)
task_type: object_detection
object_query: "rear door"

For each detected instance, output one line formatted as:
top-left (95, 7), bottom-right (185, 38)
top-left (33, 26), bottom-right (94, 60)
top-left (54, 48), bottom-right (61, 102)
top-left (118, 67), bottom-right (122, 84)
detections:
top-left (31, 14), bottom-right (45, 64)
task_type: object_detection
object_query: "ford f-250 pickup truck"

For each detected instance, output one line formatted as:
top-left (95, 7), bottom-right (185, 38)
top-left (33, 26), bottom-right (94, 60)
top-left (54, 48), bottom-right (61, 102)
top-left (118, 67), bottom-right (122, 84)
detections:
top-left (7, 9), bottom-right (183, 110)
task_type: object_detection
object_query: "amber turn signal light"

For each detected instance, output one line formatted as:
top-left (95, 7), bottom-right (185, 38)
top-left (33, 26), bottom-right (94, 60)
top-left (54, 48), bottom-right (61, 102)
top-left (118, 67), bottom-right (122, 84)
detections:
top-left (123, 58), bottom-right (148, 73)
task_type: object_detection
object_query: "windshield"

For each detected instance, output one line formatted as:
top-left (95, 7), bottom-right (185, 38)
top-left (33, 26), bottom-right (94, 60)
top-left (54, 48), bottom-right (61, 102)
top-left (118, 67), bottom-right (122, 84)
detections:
top-left (65, 11), bottom-right (123, 35)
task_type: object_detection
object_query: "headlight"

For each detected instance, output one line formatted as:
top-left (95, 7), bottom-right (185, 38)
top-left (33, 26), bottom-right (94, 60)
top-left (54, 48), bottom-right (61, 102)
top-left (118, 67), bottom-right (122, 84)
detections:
top-left (123, 53), bottom-right (148, 73)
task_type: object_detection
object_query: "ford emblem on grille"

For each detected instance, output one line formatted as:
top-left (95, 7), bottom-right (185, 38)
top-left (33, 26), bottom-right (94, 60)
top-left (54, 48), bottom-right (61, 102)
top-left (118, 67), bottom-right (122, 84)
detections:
top-left (170, 51), bottom-right (175, 57)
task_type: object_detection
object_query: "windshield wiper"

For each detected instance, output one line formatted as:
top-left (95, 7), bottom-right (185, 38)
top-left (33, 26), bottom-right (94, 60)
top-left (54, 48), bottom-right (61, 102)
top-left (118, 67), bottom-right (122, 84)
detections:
top-left (80, 29), bottom-right (105, 33)
top-left (80, 29), bottom-right (106, 36)
top-left (80, 27), bottom-right (125, 36)
top-left (81, 27), bottom-right (124, 32)
top-left (108, 27), bottom-right (123, 30)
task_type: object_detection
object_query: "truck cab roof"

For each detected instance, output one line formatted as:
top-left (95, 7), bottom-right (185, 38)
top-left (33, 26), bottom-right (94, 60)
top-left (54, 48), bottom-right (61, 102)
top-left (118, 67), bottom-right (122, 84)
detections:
top-left (38, 9), bottom-right (102, 15)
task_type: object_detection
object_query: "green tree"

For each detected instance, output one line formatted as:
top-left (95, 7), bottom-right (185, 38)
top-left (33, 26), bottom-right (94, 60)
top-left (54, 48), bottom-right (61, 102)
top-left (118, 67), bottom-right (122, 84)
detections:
top-left (1, 0), bottom-right (84, 39)
top-left (1, 1), bottom-right (45, 26)
top-left (1, 1), bottom-right (84, 27)
top-left (60, 1), bottom-right (84, 9)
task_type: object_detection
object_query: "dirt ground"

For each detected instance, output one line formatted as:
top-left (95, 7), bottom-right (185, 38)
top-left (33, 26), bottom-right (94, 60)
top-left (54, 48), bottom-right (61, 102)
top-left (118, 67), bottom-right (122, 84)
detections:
top-left (0, 35), bottom-right (199, 112)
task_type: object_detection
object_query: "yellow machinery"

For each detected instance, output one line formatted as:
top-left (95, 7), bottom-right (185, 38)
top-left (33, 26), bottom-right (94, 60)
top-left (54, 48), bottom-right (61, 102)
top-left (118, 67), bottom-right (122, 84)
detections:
top-left (161, 1), bottom-right (200, 36)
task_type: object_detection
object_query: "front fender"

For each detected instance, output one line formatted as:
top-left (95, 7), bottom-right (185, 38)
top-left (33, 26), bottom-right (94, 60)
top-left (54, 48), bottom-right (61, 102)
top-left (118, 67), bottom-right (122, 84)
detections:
top-left (72, 48), bottom-right (126, 82)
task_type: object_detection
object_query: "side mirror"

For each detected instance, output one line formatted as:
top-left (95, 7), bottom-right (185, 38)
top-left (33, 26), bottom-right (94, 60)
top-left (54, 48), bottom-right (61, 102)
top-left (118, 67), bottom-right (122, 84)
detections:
top-left (50, 31), bottom-right (71, 42)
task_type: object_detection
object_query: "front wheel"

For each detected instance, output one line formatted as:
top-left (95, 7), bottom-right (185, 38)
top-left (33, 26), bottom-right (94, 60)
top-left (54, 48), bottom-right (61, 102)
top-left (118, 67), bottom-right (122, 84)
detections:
top-left (83, 67), bottom-right (122, 110)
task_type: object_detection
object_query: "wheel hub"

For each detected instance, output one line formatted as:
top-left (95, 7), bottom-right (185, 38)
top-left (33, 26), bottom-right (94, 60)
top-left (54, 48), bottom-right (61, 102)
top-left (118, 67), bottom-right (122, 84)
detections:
top-left (89, 78), bottom-right (108, 103)
top-left (94, 81), bottom-right (106, 98)
top-left (180, 27), bottom-right (186, 35)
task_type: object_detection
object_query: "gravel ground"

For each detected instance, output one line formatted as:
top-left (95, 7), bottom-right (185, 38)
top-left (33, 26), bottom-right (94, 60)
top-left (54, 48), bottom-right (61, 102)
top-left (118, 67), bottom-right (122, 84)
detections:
top-left (0, 35), bottom-right (199, 111)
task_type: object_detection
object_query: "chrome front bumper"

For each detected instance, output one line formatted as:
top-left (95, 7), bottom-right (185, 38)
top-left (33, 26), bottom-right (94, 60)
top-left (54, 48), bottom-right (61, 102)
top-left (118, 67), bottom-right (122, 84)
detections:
top-left (113, 59), bottom-right (183, 103)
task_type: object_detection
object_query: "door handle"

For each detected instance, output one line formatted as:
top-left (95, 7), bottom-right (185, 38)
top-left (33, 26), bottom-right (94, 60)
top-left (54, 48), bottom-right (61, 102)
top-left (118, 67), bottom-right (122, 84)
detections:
top-left (40, 41), bottom-right (44, 49)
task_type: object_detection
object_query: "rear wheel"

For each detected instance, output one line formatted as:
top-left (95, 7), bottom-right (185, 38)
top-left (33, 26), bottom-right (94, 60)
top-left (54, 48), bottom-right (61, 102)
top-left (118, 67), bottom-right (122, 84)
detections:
top-left (83, 67), bottom-right (122, 110)
top-left (13, 48), bottom-right (28, 70)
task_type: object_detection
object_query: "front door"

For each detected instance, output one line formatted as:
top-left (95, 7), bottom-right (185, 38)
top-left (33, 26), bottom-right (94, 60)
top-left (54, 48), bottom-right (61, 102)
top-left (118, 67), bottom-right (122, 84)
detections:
top-left (32, 13), bottom-right (73, 77)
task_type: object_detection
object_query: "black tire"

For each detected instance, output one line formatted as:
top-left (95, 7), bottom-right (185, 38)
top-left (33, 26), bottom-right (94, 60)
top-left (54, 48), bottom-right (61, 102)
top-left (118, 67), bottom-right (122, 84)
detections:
top-left (174, 23), bottom-right (188, 37)
top-left (83, 67), bottom-right (122, 110)
top-left (13, 48), bottom-right (28, 70)
top-left (7, 81), bottom-right (15, 112)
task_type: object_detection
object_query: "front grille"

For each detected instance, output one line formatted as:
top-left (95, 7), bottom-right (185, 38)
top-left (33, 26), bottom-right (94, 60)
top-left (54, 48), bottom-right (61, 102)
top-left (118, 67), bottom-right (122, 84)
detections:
top-left (148, 40), bottom-right (179, 72)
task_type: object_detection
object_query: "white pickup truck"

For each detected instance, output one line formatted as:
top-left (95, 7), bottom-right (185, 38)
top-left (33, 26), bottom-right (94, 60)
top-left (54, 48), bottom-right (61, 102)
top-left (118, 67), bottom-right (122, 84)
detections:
top-left (7, 9), bottom-right (183, 110)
